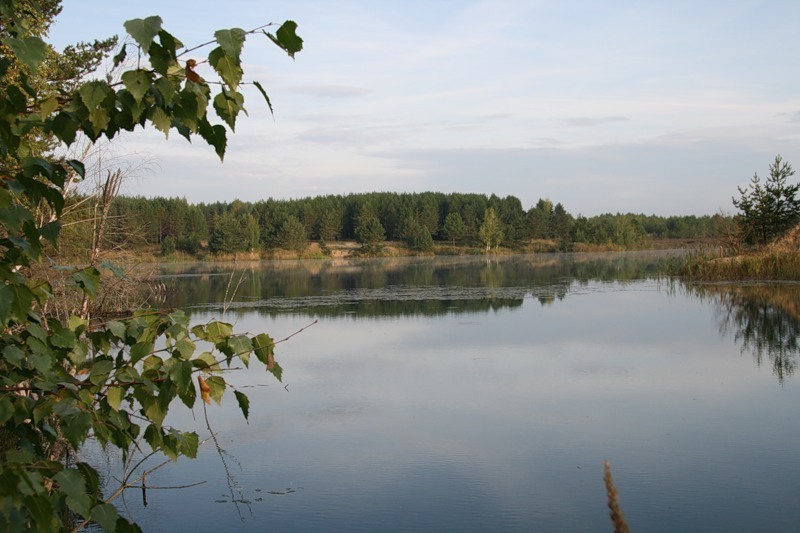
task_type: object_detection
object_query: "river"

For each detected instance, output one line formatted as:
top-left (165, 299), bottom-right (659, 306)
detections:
top-left (86, 252), bottom-right (800, 532)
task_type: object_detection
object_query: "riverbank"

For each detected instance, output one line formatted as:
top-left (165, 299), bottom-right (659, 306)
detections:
top-left (679, 225), bottom-right (800, 281)
top-left (98, 237), bottom-right (718, 265)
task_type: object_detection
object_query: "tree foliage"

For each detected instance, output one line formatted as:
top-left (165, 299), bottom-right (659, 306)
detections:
top-left (478, 207), bottom-right (503, 252)
top-left (401, 217), bottom-right (434, 252)
top-left (0, 2), bottom-right (301, 529)
top-left (279, 214), bottom-right (307, 252)
top-left (355, 216), bottom-right (386, 254)
top-left (733, 155), bottom-right (800, 245)
top-left (442, 212), bottom-right (466, 245)
top-left (78, 191), bottom-right (734, 256)
top-left (209, 211), bottom-right (260, 254)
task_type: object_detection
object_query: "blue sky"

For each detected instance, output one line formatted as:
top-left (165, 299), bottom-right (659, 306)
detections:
top-left (49, 0), bottom-right (800, 216)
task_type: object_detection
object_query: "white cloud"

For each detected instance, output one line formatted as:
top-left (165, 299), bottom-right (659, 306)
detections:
top-left (47, 0), bottom-right (800, 215)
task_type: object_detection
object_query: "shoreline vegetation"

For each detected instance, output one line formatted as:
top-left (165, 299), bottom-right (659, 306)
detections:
top-left (60, 191), bottom-right (734, 262)
top-left (65, 154), bottom-right (797, 282)
top-left (680, 224), bottom-right (800, 282)
top-left (101, 236), bottom-right (719, 263)
top-left (101, 223), bottom-right (800, 286)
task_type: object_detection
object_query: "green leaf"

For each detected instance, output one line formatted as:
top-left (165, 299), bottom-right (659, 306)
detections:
top-left (87, 107), bottom-right (111, 134)
top-left (144, 398), bottom-right (166, 426)
top-left (68, 343), bottom-right (88, 365)
top-left (205, 322), bottom-right (233, 344)
top-left (215, 28), bottom-right (246, 58)
top-left (191, 351), bottom-right (220, 370)
top-left (89, 359), bottom-right (115, 386)
top-left (213, 89), bottom-right (245, 131)
top-left (32, 397), bottom-right (56, 425)
top-left (149, 106), bottom-right (172, 136)
top-left (79, 81), bottom-right (113, 110)
top-left (169, 360), bottom-right (193, 394)
top-left (54, 468), bottom-right (91, 517)
top-left (0, 283), bottom-right (34, 324)
top-left (78, 81), bottom-right (114, 133)
top-left (266, 21), bottom-right (303, 59)
top-left (106, 320), bottom-right (126, 340)
top-left (269, 361), bottom-right (283, 382)
top-left (208, 46), bottom-right (242, 90)
top-left (234, 390), bottom-right (250, 421)
top-left (147, 41), bottom-right (175, 76)
top-left (40, 220), bottom-right (61, 246)
top-left (130, 341), bottom-right (154, 364)
top-left (142, 354), bottom-right (163, 374)
top-left (106, 386), bottom-right (124, 411)
top-left (252, 333), bottom-right (275, 365)
top-left (72, 267), bottom-right (101, 299)
top-left (144, 422), bottom-right (163, 450)
top-left (61, 411), bottom-right (93, 448)
top-left (22, 219), bottom-right (43, 257)
top-left (65, 159), bottom-right (86, 179)
top-left (173, 90), bottom-right (200, 132)
top-left (206, 375), bottom-right (226, 405)
top-left (173, 337), bottom-right (196, 359)
top-left (173, 429), bottom-right (199, 458)
top-left (155, 76), bottom-right (176, 106)
top-left (91, 503), bottom-right (120, 532)
top-left (0, 396), bottom-right (15, 424)
top-left (76, 462), bottom-right (101, 497)
top-left (2, 345), bottom-right (25, 367)
top-left (23, 157), bottom-right (54, 179)
top-left (158, 29), bottom-right (183, 56)
top-left (113, 46), bottom-right (127, 68)
top-left (27, 322), bottom-right (47, 342)
top-left (7, 84), bottom-right (26, 111)
top-left (124, 16), bottom-right (163, 51)
top-left (4, 36), bottom-right (48, 71)
top-left (198, 119), bottom-right (227, 160)
top-left (0, 204), bottom-right (33, 232)
top-left (49, 324), bottom-right (76, 349)
top-left (252, 81), bottom-right (274, 117)
top-left (67, 314), bottom-right (88, 334)
top-left (122, 70), bottom-right (153, 103)
top-left (178, 376), bottom-right (196, 408)
top-left (24, 495), bottom-right (59, 531)
top-left (52, 111), bottom-right (79, 145)
top-left (39, 95), bottom-right (59, 117)
top-left (226, 334), bottom-right (252, 359)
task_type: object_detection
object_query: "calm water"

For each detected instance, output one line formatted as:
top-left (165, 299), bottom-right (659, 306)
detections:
top-left (89, 252), bottom-right (800, 532)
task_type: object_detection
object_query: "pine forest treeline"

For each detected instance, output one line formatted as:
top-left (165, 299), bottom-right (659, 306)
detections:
top-left (80, 191), bottom-right (733, 256)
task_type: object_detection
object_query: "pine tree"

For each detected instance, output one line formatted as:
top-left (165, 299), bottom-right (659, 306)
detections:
top-left (733, 155), bottom-right (800, 245)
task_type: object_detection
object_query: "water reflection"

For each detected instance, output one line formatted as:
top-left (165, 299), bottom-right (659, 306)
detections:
top-left (687, 283), bottom-right (800, 383)
top-left (157, 254), bottom-right (800, 383)
top-left (156, 251), bottom-right (673, 318)
top-left (118, 252), bottom-right (800, 531)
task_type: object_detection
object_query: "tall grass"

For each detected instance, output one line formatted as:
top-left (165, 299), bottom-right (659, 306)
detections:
top-left (676, 222), bottom-right (800, 281)
top-left (679, 250), bottom-right (800, 281)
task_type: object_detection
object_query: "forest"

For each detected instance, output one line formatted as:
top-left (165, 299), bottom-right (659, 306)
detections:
top-left (66, 191), bottom-right (734, 257)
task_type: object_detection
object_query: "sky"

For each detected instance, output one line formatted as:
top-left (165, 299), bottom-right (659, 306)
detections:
top-left (48, 0), bottom-right (800, 216)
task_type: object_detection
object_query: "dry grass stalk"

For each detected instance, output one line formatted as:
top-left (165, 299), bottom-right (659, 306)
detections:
top-left (603, 461), bottom-right (630, 533)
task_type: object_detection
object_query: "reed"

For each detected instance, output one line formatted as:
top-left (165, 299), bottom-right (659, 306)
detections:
top-left (603, 461), bottom-right (630, 533)
top-left (678, 250), bottom-right (800, 281)
top-left (677, 223), bottom-right (800, 281)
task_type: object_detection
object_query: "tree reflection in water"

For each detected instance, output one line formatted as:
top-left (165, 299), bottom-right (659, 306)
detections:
top-left (689, 283), bottom-right (800, 383)
top-left (155, 252), bottom-right (671, 318)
